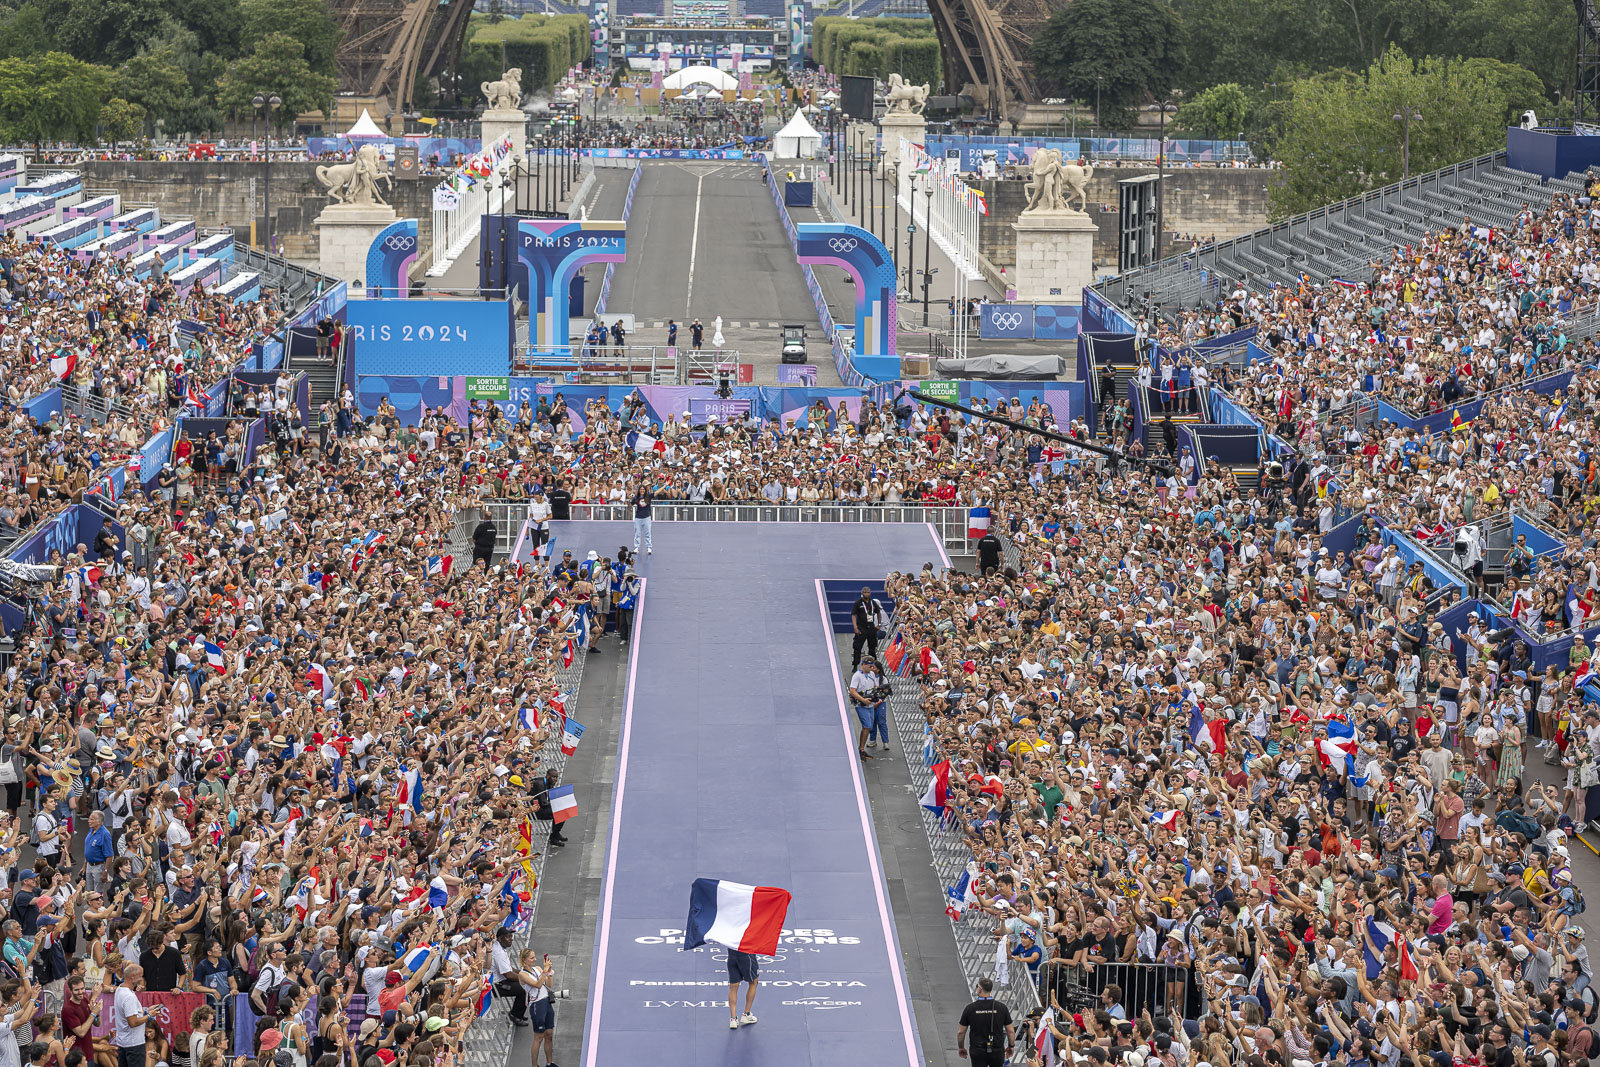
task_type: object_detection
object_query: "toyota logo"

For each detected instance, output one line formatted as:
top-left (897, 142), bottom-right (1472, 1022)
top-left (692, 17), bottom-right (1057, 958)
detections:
top-left (993, 312), bottom-right (1024, 330)
top-left (383, 235), bottom-right (416, 251)
top-left (827, 237), bottom-right (858, 252)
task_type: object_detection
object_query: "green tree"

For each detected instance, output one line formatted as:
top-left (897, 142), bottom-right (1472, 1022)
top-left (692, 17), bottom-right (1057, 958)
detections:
top-left (240, 0), bottom-right (339, 75)
top-left (215, 32), bottom-right (335, 128)
top-left (1176, 81), bottom-right (1250, 138)
top-left (38, 0), bottom-right (171, 65)
top-left (115, 53), bottom-right (190, 130)
top-left (139, 24), bottom-right (225, 136)
top-left (1032, 0), bottom-right (1185, 111)
top-left (485, 0), bottom-right (506, 24)
top-left (0, 50), bottom-right (109, 144)
top-left (1445, 0), bottom-right (1577, 95)
top-left (1271, 45), bottom-right (1546, 216)
top-left (0, 3), bottom-right (52, 58)
top-left (1170, 0), bottom-right (1338, 91)
top-left (98, 95), bottom-right (144, 145)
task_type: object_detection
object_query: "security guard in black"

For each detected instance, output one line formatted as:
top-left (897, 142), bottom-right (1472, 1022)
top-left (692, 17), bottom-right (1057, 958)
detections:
top-left (957, 981), bottom-right (1013, 1065)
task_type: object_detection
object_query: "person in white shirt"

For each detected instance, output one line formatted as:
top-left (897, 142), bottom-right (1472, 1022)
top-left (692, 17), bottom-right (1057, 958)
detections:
top-left (112, 964), bottom-right (149, 1067)
top-left (491, 929), bottom-right (528, 1026)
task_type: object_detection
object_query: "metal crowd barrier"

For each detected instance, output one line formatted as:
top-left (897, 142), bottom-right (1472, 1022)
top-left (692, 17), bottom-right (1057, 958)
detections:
top-left (473, 500), bottom-right (974, 558)
top-left (1040, 960), bottom-right (1193, 1022)
top-left (440, 506), bottom-right (595, 1067)
top-left (882, 631), bottom-right (1041, 1033)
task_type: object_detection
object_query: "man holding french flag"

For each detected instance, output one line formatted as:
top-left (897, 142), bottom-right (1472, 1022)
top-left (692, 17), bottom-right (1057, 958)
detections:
top-left (684, 878), bottom-right (792, 1032)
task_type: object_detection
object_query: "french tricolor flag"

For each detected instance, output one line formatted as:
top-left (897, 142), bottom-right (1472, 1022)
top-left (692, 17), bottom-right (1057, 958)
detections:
top-left (1150, 809), bottom-right (1181, 831)
top-left (967, 506), bottom-right (991, 539)
top-left (427, 554), bottom-right (453, 578)
top-left (1363, 916), bottom-right (1396, 979)
top-left (199, 638), bottom-right (225, 673)
top-left (560, 720), bottom-right (584, 756)
top-left (920, 760), bottom-right (950, 814)
top-left (396, 768), bottom-right (424, 814)
top-left (549, 784), bottom-right (578, 823)
top-left (683, 878), bottom-right (793, 956)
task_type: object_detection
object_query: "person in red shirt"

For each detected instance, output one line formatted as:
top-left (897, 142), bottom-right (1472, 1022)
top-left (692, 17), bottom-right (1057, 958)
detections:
top-left (60, 974), bottom-right (98, 1062)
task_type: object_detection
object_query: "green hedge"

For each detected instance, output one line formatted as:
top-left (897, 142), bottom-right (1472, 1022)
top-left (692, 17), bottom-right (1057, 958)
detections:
top-left (812, 16), bottom-right (940, 90)
top-left (465, 13), bottom-right (591, 92)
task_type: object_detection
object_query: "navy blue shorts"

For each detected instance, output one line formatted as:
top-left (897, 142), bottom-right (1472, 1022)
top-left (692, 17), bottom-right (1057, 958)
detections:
top-left (726, 951), bottom-right (759, 984)
top-left (530, 997), bottom-right (554, 1033)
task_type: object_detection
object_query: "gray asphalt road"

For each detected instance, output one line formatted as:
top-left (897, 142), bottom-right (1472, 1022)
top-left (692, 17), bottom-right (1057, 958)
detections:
top-left (601, 161), bottom-right (836, 375)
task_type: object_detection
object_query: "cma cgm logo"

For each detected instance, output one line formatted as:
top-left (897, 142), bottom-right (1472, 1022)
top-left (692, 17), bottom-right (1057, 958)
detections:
top-left (346, 324), bottom-right (472, 343)
top-left (520, 233), bottom-right (621, 249)
top-left (633, 928), bottom-right (861, 946)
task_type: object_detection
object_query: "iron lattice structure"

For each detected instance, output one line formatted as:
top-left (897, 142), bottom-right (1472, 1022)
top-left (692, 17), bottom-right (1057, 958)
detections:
top-left (332, 0), bottom-right (478, 114)
top-left (1579, 0), bottom-right (1600, 126)
top-left (925, 0), bottom-right (1063, 116)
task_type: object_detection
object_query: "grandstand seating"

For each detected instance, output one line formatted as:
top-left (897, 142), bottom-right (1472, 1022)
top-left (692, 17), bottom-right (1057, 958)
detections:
top-left (1101, 154), bottom-right (1562, 319)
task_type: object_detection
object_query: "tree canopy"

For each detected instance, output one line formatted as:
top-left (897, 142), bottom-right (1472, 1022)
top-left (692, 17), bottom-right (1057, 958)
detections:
top-left (1269, 46), bottom-right (1546, 215)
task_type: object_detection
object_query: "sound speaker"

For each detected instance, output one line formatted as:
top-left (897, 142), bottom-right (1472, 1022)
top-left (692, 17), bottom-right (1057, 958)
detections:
top-left (840, 75), bottom-right (874, 121)
top-left (1118, 174), bottom-right (1159, 272)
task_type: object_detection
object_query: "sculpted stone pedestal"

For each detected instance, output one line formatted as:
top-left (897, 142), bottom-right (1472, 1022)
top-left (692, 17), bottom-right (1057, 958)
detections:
top-left (1011, 208), bottom-right (1098, 304)
top-left (316, 203), bottom-right (399, 291)
top-left (480, 109), bottom-right (527, 159)
top-left (879, 111), bottom-right (926, 172)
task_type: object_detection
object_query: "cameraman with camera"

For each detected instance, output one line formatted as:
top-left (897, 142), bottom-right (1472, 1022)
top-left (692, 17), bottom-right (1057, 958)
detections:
top-left (849, 659), bottom-right (892, 761)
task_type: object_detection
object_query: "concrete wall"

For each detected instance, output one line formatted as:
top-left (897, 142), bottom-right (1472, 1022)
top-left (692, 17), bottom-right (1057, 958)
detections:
top-left (75, 161), bottom-right (437, 265)
top-left (975, 166), bottom-right (1271, 274)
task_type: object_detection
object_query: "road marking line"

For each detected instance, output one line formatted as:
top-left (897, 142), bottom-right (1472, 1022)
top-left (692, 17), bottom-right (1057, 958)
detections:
top-left (685, 171), bottom-right (705, 312)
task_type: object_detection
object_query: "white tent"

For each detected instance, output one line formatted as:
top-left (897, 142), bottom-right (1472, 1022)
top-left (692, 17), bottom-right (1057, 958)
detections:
top-left (772, 108), bottom-right (823, 158)
top-left (345, 109), bottom-right (386, 139)
top-left (663, 64), bottom-right (737, 92)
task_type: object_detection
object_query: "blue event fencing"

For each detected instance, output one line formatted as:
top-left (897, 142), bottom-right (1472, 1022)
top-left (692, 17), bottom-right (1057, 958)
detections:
top-left (924, 136), bottom-right (1250, 169)
top-left (594, 164), bottom-right (643, 318)
top-left (1082, 288), bottom-right (1136, 334)
top-left (308, 137), bottom-right (479, 162)
top-left (1513, 513), bottom-right (1565, 559)
top-left (760, 154), bottom-right (859, 385)
top-left (1208, 390), bottom-right (1258, 428)
top-left (1380, 526), bottom-right (1467, 598)
top-left (979, 303), bottom-right (1080, 341)
top-left (22, 388), bottom-right (60, 423)
top-left (355, 375), bottom-right (1084, 434)
top-left (584, 148), bottom-right (746, 160)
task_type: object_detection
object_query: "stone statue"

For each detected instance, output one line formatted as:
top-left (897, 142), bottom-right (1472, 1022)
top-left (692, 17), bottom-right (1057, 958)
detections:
top-left (316, 144), bottom-right (392, 207)
top-left (884, 73), bottom-right (929, 115)
top-left (482, 68), bottom-right (523, 112)
top-left (1023, 149), bottom-right (1094, 213)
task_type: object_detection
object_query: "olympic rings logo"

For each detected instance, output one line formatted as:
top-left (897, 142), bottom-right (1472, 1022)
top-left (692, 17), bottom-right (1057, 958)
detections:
top-left (992, 312), bottom-right (1024, 330)
top-left (384, 236), bottom-right (417, 251)
top-left (828, 237), bottom-right (858, 252)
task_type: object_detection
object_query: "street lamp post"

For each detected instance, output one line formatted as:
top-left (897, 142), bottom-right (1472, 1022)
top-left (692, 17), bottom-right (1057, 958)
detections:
top-left (252, 93), bottom-right (282, 253)
top-left (1393, 107), bottom-right (1421, 179)
top-left (1095, 75), bottom-right (1103, 136)
top-left (921, 178), bottom-right (932, 326)
top-left (1154, 95), bottom-right (1177, 262)
top-left (870, 141), bottom-right (883, 239)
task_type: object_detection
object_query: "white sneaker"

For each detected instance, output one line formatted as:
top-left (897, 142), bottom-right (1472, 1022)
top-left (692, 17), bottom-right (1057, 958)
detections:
top-left (647, 547), bottom-right (652, 554)
top-left (740, 1013), bottom-right (757, 1026)
top-left (729, 1018), bottom-right (739, 1030)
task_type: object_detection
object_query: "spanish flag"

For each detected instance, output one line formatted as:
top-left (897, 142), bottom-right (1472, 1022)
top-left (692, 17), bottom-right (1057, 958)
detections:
top-left (1450, 409), bottom-right (1467, 432)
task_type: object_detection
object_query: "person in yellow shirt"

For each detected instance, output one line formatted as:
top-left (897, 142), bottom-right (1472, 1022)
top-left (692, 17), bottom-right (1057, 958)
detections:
top-left (1483, 482), bottom-right (1501, 507)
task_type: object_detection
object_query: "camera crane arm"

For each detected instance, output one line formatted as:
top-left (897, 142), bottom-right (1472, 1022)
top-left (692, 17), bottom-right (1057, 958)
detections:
top-left (894, 389), bottom-right (1175, 476)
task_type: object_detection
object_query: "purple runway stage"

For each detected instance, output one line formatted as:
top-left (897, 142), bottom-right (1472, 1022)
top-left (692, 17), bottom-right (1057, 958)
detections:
top-left (572, 521), bottom-right (944, 1066)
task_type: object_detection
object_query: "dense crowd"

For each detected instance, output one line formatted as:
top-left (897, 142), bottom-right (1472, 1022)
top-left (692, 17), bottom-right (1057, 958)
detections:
top-left (0, 236), bottom-right (278, 407)
top-left (7, 140), bottom-right (1600, 1067)
top-left (0, 388), bottom-right (615, 1067)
